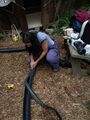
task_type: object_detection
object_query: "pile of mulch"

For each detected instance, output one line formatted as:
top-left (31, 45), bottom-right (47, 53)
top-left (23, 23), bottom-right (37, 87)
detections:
top-left (0, 36), bottom-right (90, 120)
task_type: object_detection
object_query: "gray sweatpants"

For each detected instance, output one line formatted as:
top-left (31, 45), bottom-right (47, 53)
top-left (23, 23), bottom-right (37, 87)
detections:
top-left (46, 43), bottom-right (60, 69)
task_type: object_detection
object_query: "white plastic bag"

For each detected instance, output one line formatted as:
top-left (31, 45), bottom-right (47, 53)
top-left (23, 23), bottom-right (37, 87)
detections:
top-left (11, 24), bottom-right (20, 42)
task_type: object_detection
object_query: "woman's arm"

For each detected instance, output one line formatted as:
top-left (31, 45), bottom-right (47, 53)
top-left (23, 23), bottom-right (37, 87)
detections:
top-left (29, 52), bottom-right (34, 62)
top-left (30, 40), bottom-right (48, 69)
top-left (28, 52), bottom-right (36, 69)
top-left (36, 40), bottom-right (48, 63)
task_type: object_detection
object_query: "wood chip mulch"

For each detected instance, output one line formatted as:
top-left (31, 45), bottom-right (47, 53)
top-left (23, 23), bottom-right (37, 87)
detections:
top-left (0, 36), bottom-right (90, 120)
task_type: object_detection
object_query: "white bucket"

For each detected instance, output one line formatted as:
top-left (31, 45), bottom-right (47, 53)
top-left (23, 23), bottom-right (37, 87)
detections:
top-left (66, 28), bottom-right (73, 37)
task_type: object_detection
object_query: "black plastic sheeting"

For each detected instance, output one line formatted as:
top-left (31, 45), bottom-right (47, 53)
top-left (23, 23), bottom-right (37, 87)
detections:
top-left (23, 68), bottom-right (62, 120)
top-left (23, 69), bottom-right (35, 120)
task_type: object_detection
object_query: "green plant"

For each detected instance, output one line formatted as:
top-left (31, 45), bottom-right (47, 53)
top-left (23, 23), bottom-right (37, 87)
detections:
top-left (51, 28), bottom-right (63, 36)
top-left (56, 16), bottom-right (69, 27)
top-left (0, 32), bottom-right (5, 40)
top-left (56, 10), bottom-right (74, 27)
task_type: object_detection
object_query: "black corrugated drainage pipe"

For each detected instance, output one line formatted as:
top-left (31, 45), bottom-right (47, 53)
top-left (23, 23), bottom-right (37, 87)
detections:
top-left (0, 47), bottom-right (27, 53)
top-left (23, 68), bottom-right (62, 120)
top-left (23, 68), bottom-right (36, 120)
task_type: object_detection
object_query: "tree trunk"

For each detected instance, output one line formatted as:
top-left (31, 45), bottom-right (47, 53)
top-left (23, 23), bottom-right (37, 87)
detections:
top-left (55, 0), bottom-right (76, 18)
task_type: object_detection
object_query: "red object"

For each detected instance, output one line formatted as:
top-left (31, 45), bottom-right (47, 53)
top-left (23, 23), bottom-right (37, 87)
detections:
top-left (75, 9), bottom-right (90, 22)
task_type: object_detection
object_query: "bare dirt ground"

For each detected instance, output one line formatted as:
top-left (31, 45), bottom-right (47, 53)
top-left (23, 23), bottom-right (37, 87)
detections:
top-left (0, 35), bottom-right (90, 120)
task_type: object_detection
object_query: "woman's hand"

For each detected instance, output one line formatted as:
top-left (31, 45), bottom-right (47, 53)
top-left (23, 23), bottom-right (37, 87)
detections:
top-left (30, 61), bottom-right (38, 69)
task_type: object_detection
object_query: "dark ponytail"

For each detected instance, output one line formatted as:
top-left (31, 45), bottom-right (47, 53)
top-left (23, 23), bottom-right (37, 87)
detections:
top-left (21, 30), bottom-right (39, 45)
top-left (21, 30), bottom-right (42, 55)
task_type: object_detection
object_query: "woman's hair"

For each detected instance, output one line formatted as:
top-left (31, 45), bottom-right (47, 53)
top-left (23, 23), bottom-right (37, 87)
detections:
top-left (21, 31), bottom-right (37, 44)
top-left (21, 30), bottom-right (42, 55)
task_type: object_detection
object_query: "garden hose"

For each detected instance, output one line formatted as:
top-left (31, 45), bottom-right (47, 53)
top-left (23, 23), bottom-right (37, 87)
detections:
top-left (23, 68), bottom-right (62, 120)
top-left (0, 47), bottom-right (27, 53)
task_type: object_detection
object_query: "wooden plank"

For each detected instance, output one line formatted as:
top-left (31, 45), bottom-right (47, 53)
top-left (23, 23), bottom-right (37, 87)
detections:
top-left (65, 40), bottom-right (89, 75)
top-left (70, 57), bottom-right (87, 75)
top-left (71, 57), bottom-right (81, 75)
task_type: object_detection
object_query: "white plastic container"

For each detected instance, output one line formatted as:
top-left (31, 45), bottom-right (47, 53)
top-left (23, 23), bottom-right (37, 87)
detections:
top-left (66, 28), bottom-right (73, 37)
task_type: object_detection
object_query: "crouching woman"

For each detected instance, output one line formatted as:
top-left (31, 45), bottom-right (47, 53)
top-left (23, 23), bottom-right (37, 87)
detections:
top-left (21, 30), bottom-right (60, 72)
